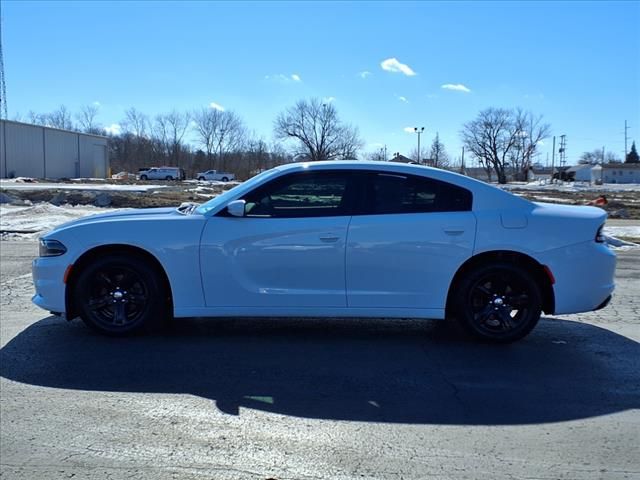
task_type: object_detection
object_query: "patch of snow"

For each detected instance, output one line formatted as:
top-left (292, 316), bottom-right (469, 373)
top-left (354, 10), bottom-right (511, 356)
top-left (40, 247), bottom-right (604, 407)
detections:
top-left (0, 181), bottom-right (166, 192)
top-left (0, 203), bottom-right (119, 238)
top-left (500, 181), bottom-right (640, 193)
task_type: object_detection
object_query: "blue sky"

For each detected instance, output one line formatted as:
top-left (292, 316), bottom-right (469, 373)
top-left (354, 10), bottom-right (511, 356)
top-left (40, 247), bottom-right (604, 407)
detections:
top-left (5, 0), bottom-right (640, 165)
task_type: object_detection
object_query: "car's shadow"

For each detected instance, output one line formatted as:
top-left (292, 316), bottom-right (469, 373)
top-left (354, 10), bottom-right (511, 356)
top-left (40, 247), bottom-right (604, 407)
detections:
top-left (1, 315), bottom-right (638, 425)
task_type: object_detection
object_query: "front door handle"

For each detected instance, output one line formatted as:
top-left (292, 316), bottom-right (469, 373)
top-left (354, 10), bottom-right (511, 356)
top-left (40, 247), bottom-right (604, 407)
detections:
top-left (444, 228), bottom-right (465, 236)
top-left (319, 235), bottom-right (340, 243)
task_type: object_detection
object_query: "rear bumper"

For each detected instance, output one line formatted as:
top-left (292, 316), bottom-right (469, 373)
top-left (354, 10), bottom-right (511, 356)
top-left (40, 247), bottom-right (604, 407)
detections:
top-left (538, 241), bottom-right (616, 315)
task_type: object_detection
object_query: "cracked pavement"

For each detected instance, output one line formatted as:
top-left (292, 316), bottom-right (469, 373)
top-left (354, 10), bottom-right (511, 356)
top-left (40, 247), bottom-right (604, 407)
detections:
top-left (1, 239), bottom-right (639, 479)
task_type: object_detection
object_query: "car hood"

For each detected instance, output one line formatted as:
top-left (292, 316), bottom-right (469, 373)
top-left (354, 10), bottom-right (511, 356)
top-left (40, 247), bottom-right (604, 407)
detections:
top-left (45, 207), bottom-right (188, 235)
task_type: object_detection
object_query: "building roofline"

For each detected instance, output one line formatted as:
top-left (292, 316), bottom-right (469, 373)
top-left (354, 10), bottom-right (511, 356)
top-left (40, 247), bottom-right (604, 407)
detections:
top-left (0, 119), bottom-right (109, 139)
top-left (601, 163), bottom-right (640, 169)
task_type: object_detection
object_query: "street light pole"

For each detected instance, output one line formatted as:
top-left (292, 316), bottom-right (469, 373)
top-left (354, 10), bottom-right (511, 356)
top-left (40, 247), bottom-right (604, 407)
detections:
top-left (414, 127), bottom-right (425, 164)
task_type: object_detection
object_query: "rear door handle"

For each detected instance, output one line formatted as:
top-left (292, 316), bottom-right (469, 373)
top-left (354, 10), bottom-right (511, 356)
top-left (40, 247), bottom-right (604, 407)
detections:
top-left (319, 235), bottom-right (340, 243)
top-left (444, 228), bottom-right (465, 236)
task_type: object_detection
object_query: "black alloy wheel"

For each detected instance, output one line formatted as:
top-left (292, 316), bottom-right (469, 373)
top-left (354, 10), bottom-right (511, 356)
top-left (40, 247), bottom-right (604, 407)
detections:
top-left (166, 175), bottom-right (173, 180)
top-left (221, 177), bottom-right (229, 182)
top-left (198, 176), bottom-right (205, 181)
top-left (75, 254), bottom-right (166, 336)
top-left (140, 174), bottom-right (148, 180)
top-left (453, 263), bottom-right (542, 343)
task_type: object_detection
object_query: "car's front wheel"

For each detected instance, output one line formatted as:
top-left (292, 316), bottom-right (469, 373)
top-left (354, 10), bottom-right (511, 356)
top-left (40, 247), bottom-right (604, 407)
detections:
top-left (198, 176), bottom-right (205, 181)
top-left (139, 174), bottom-right (148, 180)
top-left (452, 262), bottom-right (542, 343)
top-left (74, 254), bottom-right (167, 336)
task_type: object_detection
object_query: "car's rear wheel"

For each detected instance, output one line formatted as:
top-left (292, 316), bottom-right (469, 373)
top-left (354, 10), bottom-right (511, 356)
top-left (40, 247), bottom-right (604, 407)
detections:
top-left (452, 263), bottom-right (542, 343)
top-left (221, 177), bottom-right (229, 182)
top-left (139, 174), bottom-right (148, 180)
top-left (165, 175), bottom-right (173, 180)
top-left (74, 254), bottom-right (166, 336)
top-left (198, 176), bottom-right (205, 181)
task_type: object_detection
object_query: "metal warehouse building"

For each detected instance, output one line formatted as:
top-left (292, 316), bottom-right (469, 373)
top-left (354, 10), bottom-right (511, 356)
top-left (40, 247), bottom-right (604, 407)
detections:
top-left (0, 120), bottom-right (109, 179)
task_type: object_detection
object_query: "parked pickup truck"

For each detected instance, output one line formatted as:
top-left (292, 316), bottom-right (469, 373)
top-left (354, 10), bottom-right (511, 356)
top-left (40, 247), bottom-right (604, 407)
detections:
top-left (196, 170), bottom-right (235, 182)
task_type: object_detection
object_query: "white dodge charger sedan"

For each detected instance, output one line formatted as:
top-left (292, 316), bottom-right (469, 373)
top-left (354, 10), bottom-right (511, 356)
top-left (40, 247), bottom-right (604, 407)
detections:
top-left (32, 161), bottom-right (616, 342)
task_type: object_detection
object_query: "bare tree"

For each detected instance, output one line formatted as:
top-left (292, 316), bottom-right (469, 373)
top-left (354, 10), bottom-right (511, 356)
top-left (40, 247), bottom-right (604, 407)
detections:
top-left (461, 107), bottom-right (550, 184)
top-left (192, 108), bottom-right (245, 170)
top-left (123, 107), bottom-right (148, 138)
top-left (428, 132), bottom-right (449, 168)
top-left (153, 110), bottom-right (190, 166)
top-left (45, 105), bottom-right (74, 130)
top-left (76, 104), bottom-right (101, 134)
top-left (274, 98), bottom-right (363, 161)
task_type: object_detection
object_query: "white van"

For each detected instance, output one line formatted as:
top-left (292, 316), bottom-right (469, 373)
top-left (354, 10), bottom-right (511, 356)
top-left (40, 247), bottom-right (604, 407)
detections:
top-left (137, 167), bottom-right (184, 181)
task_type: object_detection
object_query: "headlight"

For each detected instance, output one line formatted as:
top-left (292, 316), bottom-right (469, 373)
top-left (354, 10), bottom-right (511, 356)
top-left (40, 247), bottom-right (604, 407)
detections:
top-left (39, 239), bottom-right (67, 257)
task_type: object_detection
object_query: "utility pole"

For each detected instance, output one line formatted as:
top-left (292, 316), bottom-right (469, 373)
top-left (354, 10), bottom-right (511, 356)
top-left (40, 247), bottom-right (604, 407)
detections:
top-left (460, 146), bottom-right (465, 174)
top-left (413, 127), bottom-right (424, 164)
top-left (0, 0), bottom-right (7, 120)
top-left (384, 144), bottom-right (387, 161)
top-left (624, 120), bottom-right (630, 160)
top-left (602, 146), bottom-right (606, 164)
top-left (551, 136), bottom-right (556, 184)
top-left (559, 135), bottom-right (567, 167)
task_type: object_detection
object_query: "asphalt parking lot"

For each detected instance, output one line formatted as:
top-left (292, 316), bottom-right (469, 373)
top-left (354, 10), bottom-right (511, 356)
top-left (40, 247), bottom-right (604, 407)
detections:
top-left (1, 239), bottom-right (639, 480)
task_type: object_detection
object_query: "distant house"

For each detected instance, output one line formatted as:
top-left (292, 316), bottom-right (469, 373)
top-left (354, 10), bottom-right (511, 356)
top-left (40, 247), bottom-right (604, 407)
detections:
top-left (601, 163), bottom-right (640, 184)
top-left (568, 164), bottom-right (597, 182)
top-left (389, 154), bottom-right (416, 164)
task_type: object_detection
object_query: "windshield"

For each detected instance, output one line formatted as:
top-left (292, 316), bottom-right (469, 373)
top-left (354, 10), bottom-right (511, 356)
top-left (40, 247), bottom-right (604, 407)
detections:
top-left (195, 169), bottom-right (281, 215)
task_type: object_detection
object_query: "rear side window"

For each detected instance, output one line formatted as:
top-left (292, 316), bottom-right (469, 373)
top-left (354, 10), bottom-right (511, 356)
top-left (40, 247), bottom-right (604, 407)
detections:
top-left (365, 173), bottom-right (472, 214)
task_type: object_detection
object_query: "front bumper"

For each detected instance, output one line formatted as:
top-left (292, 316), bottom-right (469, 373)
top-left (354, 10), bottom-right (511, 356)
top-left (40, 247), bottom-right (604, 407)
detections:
top-left (32, 256), bottom-right (68, 314)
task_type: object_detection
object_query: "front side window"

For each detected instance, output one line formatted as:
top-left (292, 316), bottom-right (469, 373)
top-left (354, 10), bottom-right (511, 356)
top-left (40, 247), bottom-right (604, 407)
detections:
top-left (244, 172), bottom-right (351, 218)
top-left (364, 173), bottom-right (472, 214)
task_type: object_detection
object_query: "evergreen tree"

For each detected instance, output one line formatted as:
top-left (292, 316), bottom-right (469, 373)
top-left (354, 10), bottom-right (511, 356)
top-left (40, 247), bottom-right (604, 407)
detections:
top-left (625, 141), bottom-right (639, 163)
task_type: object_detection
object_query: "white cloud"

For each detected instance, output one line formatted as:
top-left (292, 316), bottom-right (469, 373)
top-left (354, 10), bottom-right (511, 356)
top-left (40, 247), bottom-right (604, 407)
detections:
top-left (397, 96), bottom-right (408, 103)
top-left (323, 96), bottom-right (336, 103)
top-left (209, 102), bottom-right (225, 111)
top-left (104, 123), bottom-right (121, 135)
top-left (92, 101), bottom-right (101, 107)
top-left (265, 73), bottom-right (302, 84)
top-left (403, 127), bottom-right (416, 133)
top-left (380, 58), bottom-right (417, 76)
top-left (537, 140), bottom-right (545, 146)
top-left (359, 71), bottom-right (371, 79)
top-left (441, 83), bottom-right (471, 93)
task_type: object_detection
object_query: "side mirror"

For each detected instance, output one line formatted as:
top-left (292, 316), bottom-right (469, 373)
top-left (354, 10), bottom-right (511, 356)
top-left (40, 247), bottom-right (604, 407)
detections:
top-left (226, 199), bottom-right (246, 217)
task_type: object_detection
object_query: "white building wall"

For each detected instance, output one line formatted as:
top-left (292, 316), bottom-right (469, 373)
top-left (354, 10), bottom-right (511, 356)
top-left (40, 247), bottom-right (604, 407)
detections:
top-left (602, 167), bottom-right (640, 184)
top-left (0, 120), bottom-right (109, 179)
top-left (4, 122), bottom-right (45, 178)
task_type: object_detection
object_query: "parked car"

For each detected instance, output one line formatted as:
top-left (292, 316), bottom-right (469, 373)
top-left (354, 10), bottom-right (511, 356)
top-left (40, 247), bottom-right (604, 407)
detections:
top-left (196, 169), bottom-right (235, 182)
top-left (32, 161), bottom-right (615, 342)
top-left (138, 167), bottom-right (184, 181)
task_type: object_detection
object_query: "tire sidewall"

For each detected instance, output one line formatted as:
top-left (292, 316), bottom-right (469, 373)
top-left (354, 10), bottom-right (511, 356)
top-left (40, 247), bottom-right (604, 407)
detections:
top-left (74, 254), bottom-right (165, 336)
top-left (453, 262), bottom-right (542, 343)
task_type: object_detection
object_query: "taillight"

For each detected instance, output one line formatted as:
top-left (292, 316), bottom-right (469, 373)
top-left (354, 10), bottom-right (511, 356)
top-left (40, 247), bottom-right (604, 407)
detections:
top-left (595, 224), bottom-right (605, 243)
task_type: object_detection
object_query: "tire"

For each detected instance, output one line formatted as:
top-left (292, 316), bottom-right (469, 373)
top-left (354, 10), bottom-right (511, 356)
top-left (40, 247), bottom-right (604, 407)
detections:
top-left (451, 262), bottom-right (542, 343)
top-left (140, 175), bottom-right (148, 180)
top-left (221, 177), bottom-right (229, 182)
top-left (198, 176), bottom-right (205, 181)
top-left (166, 176), bottom-right (173, 180)
top-left (74, 254), bottom-right (167, 336)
